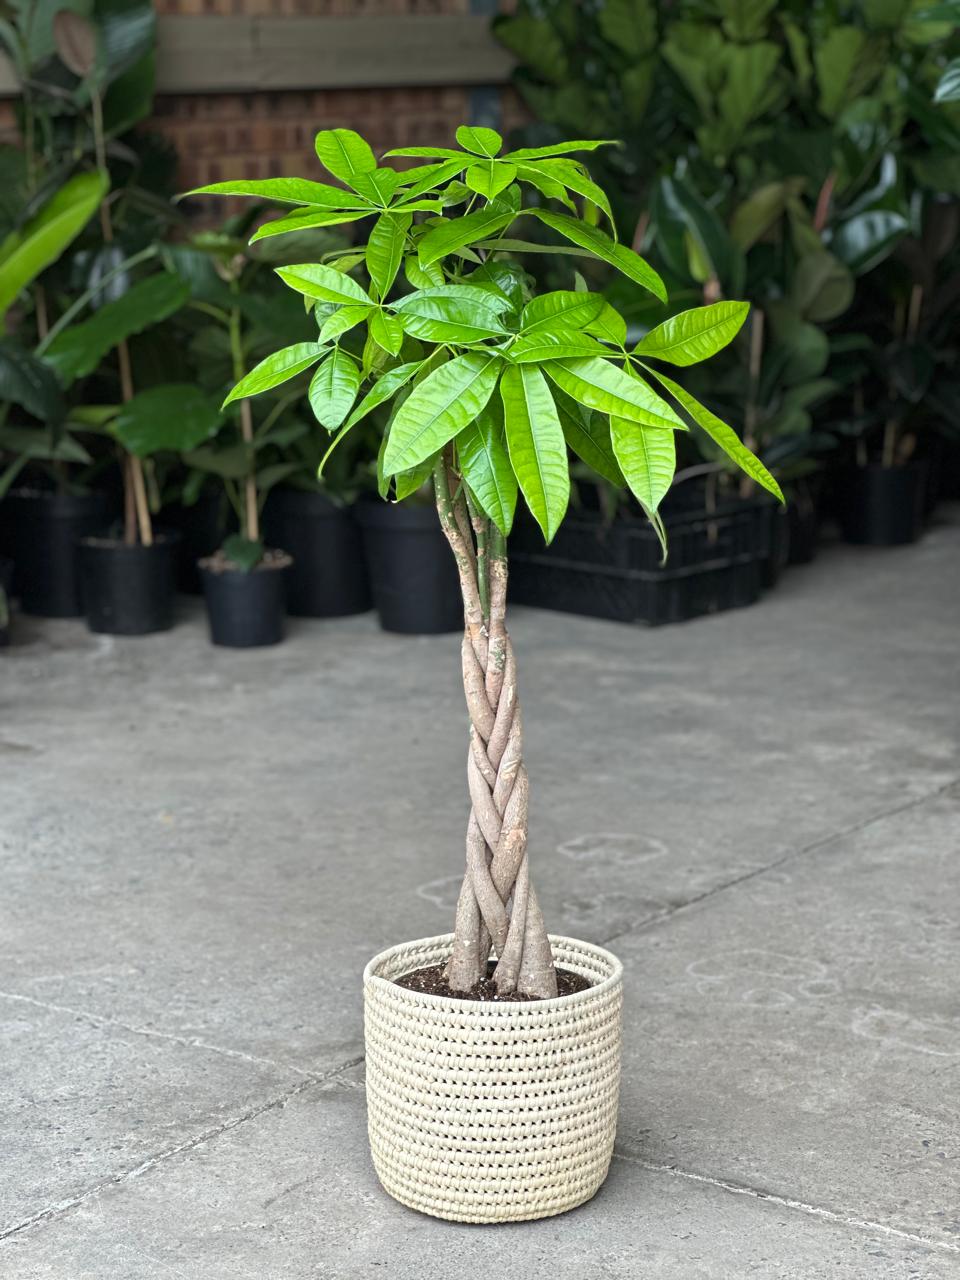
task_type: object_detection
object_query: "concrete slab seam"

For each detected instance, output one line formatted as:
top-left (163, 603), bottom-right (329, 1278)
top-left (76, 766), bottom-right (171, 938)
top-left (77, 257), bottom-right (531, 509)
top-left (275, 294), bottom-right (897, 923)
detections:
top-left (613, 1150), bottom-right (960, 1256)
top-left (0, 1053), bottom-right (365, 1244)
top-left (600, 777), bottom-right (960, 950)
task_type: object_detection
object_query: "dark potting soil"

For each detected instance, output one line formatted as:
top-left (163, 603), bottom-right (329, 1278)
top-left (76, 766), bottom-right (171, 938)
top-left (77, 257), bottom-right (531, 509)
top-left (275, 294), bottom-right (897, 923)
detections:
top-left (394, 962), bottom-right (593, 1003)
top-left (199, 548), bottom-right (292, 574)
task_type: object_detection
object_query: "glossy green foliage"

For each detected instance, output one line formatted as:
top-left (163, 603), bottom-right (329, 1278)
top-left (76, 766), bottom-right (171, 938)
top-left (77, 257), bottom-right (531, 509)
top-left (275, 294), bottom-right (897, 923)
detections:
top-left (196, 126), bottom-right (782, 550)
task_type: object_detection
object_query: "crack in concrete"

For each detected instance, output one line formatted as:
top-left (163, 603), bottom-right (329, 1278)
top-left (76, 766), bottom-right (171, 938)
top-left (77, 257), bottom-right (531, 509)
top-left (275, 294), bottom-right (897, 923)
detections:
top-left (613, 1149), bottom-right (960, 1256)
top-left (600, 779), bottom-right (959, 951)
top-left (0, 989), bottom-right (319, 1080)
top-left (0, 1054), bottom-right (365, 1244)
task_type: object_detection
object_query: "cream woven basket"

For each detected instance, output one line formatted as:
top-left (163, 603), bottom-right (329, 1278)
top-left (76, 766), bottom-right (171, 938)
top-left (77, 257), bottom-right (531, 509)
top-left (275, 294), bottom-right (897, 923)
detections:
top-left (363, 933), bottom-right (623, 1224)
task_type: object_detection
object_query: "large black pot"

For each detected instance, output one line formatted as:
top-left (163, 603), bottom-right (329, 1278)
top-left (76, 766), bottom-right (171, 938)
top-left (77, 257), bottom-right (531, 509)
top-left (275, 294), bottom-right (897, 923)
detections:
top-left (0, 489), bottom-right (115, 616)
top-left (164, 491), bottom-right (233, 594)
top-left (357, 500), bottom-right (461, 634)
top-left (758, 498), bottom-right (789, 591)
top-left (199, 554), bottom-right (290, 648)
top-left (79, 533), bottom-right (180, 635)
top-left (262, 489), bottom-right (371, 618)
top-left (839, 462), bottom-right (927, 546)
top-left (786, 485), bottom-right (820, 566)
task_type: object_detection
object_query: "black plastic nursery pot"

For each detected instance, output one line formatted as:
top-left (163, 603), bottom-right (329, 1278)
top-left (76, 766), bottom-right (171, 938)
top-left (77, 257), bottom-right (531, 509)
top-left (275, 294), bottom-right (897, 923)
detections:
top-left (262, 488), bottom-right (371, 618)
top-left (839, 462), bottom-right (928, 547)
top-left (786, 489), bottom-right (820, 566)
top-left (199, 552), bottom-right (291, 648)
top-left (757, 497), bottom-right (789, 590)
top-left (0, 488), bottom-right (116, 617)
top-left (0, 555), bottom-right (13, 647)
top-left (79, 533), bottom-right (180, 636)
top-left (164, 491), bottom-right (233, 594)
top-left (509, 488), bottom-right (768, 626)
top-left (357, 500), bottom-right (462, 635)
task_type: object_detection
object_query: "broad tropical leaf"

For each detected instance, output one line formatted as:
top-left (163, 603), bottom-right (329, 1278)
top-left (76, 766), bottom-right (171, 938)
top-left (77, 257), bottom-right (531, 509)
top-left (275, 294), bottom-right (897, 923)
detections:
top-left (554, 390), bottom-right (623, 486)
top-left (519, 290), bottom-right (604, 334)
top-left (309, 350), bottom-right (361, 430)
top-left (43, 273), bottom-right (190, 386)
top-left (366, 212), bottom-right (411, 299)
top-left (457, 406), bottom-right (518, 535)
top-left (249, 207), bottom-right (370, 242)
top-left (456, 125), bottom-right (504, 157)
top-left (341, 361), bottom-right (423, 432)
top-left (530, 210), bottom-right (666, 301)
top-left (633, 301), bottom-right (750, 366)
top-left (507, 329), bottom-right (610, 363)
top-left (417, 208), bottom-right (514, 268)
top-left (318, 305), bottom-right (372, 344)
top-left (368, 309), bottom-right (404, 355)
top-left (646, 366), bottom-right (784, 501)
top-left (224, 341), bottom-right (325, 406)
top-left (111, 386), bottom-right (221, 457)
top-left (545, 358), bottom-right (686, 429)
top-left (504, 140), bottom-right (619, 160)
top-left (500, 364), bottom-right (569, 540)
top-left (314, 128), bottom-right (377, 184)
top-left (586, 302), bottom-right (628, 346)
top-left (610, 416), bottom-right (676, 513)
top-left (393, 285), bottom-right (511, 343)
top-left (276, 263), bottom-right (372, 307)
top-left (383, 353), bottom-right (500, 474)
top-left (0, 170), bottom-right (108, 318)
top-left (0, 341), bottom-right (64, 424)
top-left (185, 178), bottom-right (371, 209)
top-left (532, 158), bottom-right (616, 232)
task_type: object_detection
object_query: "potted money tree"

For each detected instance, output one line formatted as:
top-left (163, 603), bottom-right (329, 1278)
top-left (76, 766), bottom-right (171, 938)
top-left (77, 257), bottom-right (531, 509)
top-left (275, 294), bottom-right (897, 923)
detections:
top-left (192, 125), bottom-right (782, 1224)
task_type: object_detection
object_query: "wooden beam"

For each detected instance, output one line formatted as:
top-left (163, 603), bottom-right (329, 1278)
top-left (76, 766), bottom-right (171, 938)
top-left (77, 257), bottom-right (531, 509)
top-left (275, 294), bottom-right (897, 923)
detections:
top-left (0, 15), bottom-right (514, 97)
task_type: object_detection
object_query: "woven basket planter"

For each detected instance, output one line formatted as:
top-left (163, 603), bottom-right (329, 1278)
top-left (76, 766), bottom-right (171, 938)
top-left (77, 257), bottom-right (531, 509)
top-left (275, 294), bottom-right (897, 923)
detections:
top-left (363, 933), bottom-right (623, 1223)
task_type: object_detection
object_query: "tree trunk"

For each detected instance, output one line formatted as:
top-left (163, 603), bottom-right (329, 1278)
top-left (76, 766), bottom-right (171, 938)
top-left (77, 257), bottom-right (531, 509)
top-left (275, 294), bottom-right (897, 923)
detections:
top-left (433, 448), bottom-right (557, 999)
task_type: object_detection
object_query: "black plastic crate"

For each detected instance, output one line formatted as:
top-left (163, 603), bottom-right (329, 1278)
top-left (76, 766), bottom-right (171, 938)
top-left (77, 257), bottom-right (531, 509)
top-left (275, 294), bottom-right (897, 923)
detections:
top-left (509, 493), bottom-right (769, 626)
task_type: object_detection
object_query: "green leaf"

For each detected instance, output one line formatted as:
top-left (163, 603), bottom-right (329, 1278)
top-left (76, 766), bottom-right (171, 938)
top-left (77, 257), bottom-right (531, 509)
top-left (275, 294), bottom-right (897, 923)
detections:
top-left (528, 209), bottom-right (666, 301)
top-left (507, 329), bottom-right (610, 363)
top-left (532, 158), bottom-right (616, 232)
top-left (365, 211), bottom-right (411, 300)
top-left (500, 364), bottom-right (569, 541)
top-left (276, 263), bottom-right (373, 307)
top-left (318, 304), bottom-right (372, 344)
top-left (308, 349), bottom-right (360, 430)
top-left (416, 207), bottom-right (514, 268)
top-left (554, 390), bottom-right (623, 486)
top-left (393, 285), bottom-right (511, 343)
top-left (383, 353), bottom-right (500, 475)
top-left (223, 341), bottom-right (325, 406)
top-left (465, 161), bottom-right (518, 201)
top-left (111, 385), bottom-right (222, 458)
top-left (829, 211), bottom-right (909, 276)
top-left (0, 340), bottom-right (64, 424)
top-left (404, 256), bottom-right (444, 290)
top-left (350, 168), bottom-right (402, 206)
top-left (456, 125), bottom-right (504, 157)
top-left (184, 178), bottom-right (371, 209)
top-left (610, 416), bottom-right (676, 514)
top-left (222, 534), bottom-right (264, 572)
top-left (394, 454), bottom-right (436, 502)
top-left (545, 358), bottom-right (686, 430)
top-left (646, 366), bottom-right (784, 502)
top-left (457, 405), bottom-right (518, 535)
top-left (249, 207), bottom-right (370, 242)
top-left (340, 361), bottom-right (423, 435)
top-left (369, 309), bottom-right (404, 356)
top-left (520, 290), bottom-right (604, 334)
top-left (504, 140), bottom-right (619, 160)
top-left (43, 273), bottom-right (191, 386)
top-left (633, 301), bottom-right (750, 367)
top-left (585, 302), bottom-right (628, 347)
top-left (314, 128), bottom-right (377, 184)
top-left (514, 164), bottom-right (576, 209)
top-left (0, 170), bottom-right (108, 319)
top-left (395, 159), bottom-right (467, 202)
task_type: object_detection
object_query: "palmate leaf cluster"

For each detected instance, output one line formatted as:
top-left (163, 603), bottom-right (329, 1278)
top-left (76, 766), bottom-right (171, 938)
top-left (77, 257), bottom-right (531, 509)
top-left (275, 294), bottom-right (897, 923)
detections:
top-left (191, 126), bottom-right (782, 554)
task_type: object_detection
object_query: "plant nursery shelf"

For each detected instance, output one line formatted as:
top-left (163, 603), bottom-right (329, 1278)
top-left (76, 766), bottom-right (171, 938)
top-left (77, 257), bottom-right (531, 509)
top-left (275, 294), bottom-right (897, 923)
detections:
top-left (0, 16), bottom-right (515, 96)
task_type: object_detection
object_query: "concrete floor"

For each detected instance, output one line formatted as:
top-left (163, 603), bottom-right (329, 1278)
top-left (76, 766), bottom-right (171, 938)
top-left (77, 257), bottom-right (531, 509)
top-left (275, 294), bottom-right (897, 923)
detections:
top-left (1, 511), bottom-right (958, 1280)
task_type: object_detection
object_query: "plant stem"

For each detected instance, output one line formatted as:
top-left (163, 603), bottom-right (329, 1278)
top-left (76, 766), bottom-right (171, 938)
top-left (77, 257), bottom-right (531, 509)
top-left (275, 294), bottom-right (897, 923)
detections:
top-left (36, 247), bottom-right (158, 355)
top-left (229, 300), bottom-right (258, 542)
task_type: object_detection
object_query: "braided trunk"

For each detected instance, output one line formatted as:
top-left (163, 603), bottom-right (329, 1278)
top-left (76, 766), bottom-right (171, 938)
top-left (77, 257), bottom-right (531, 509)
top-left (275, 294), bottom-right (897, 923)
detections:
top-left (433, 448), bottom-right (558, 999)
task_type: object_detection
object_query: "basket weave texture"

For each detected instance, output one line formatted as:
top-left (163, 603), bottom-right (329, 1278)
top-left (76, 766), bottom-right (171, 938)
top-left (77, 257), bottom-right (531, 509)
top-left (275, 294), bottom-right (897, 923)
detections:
top-left (363, 934), bottom-right (623, 1223)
